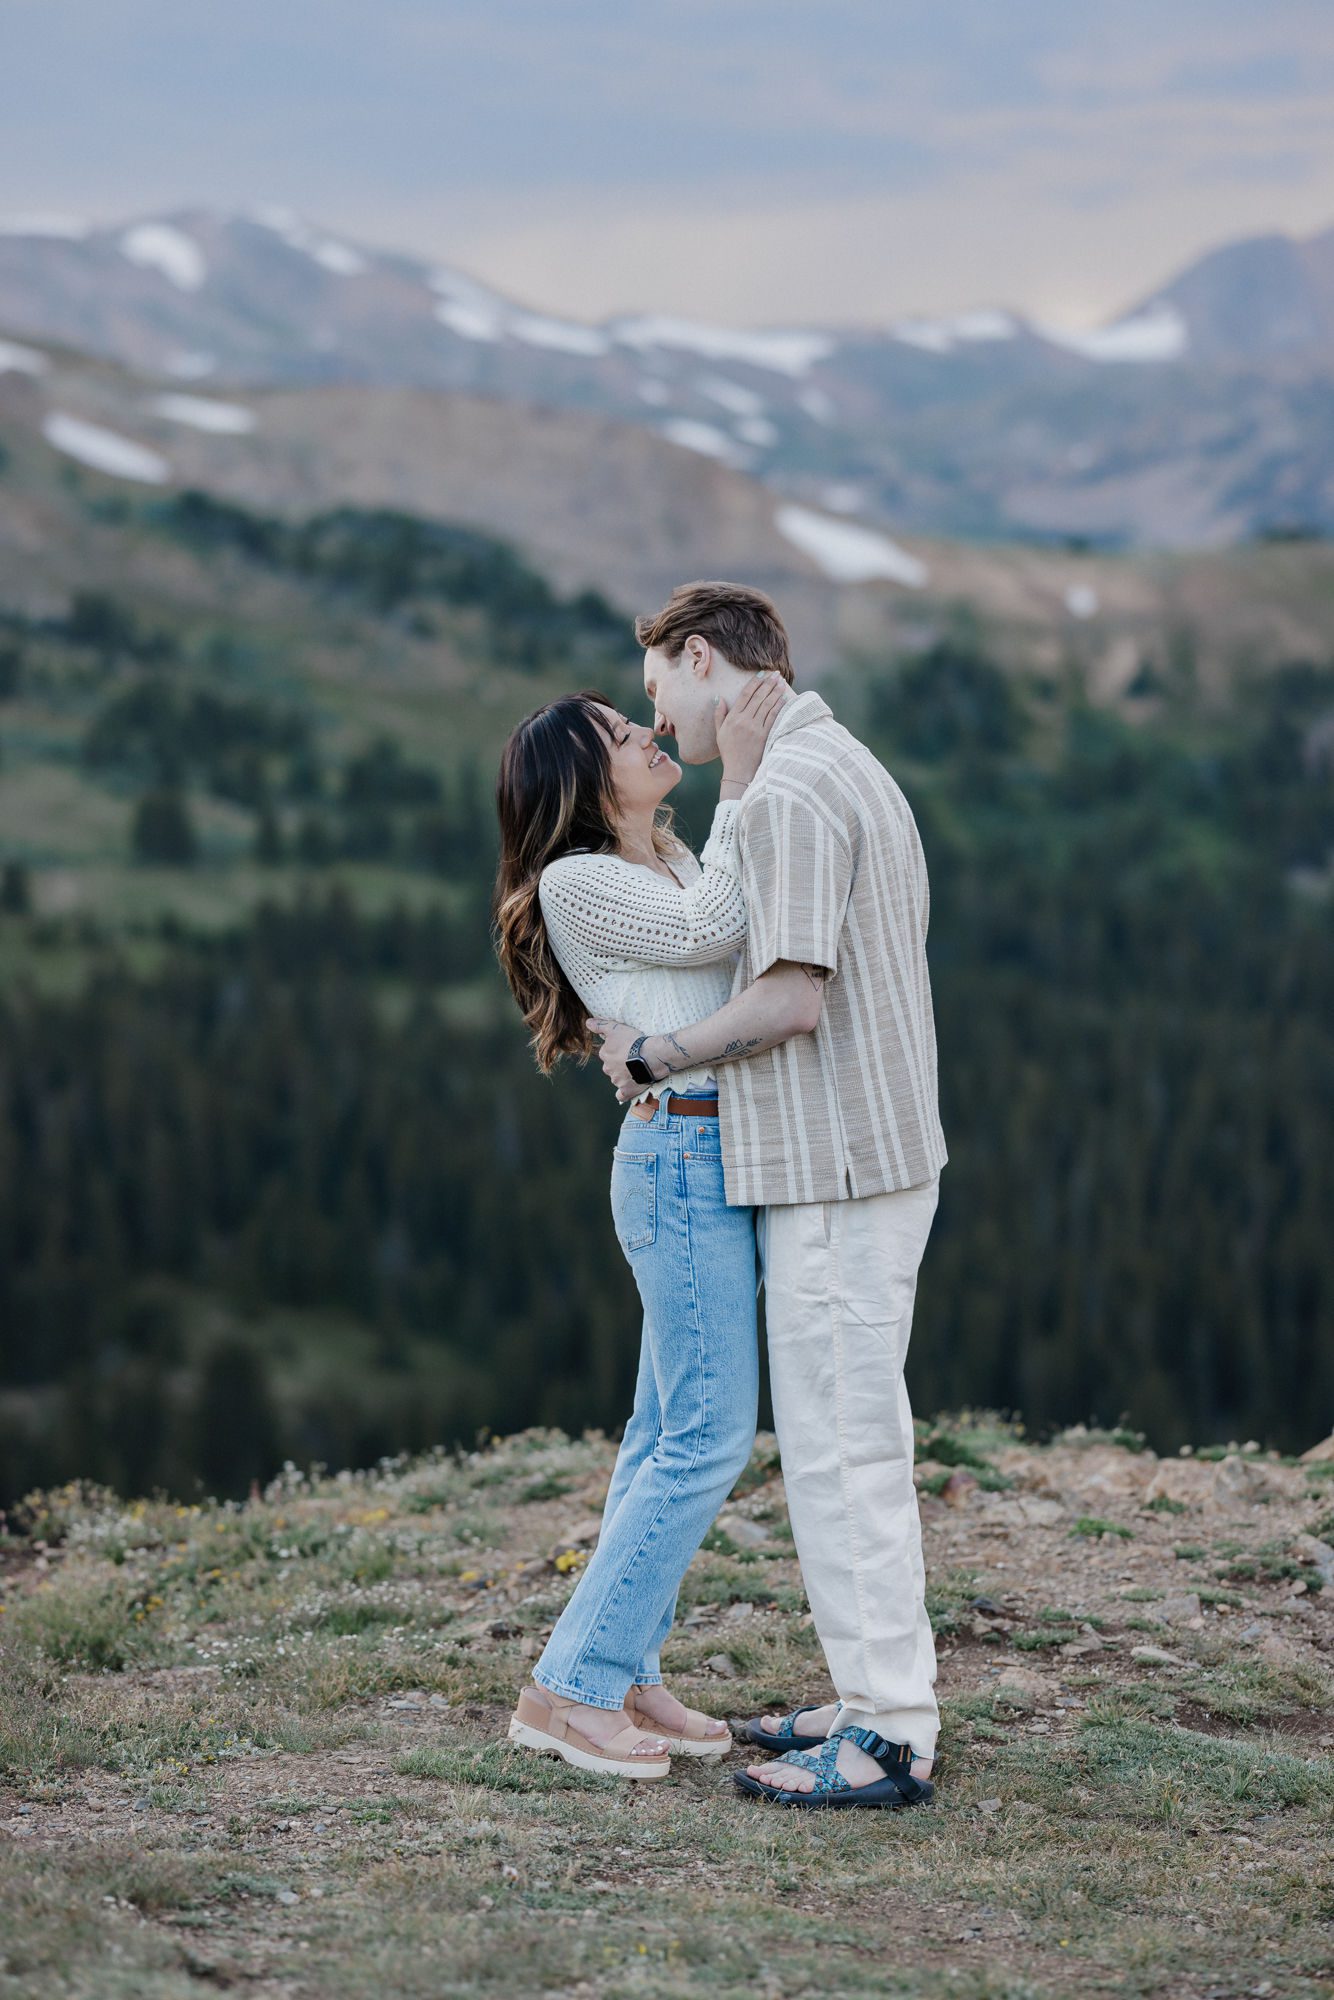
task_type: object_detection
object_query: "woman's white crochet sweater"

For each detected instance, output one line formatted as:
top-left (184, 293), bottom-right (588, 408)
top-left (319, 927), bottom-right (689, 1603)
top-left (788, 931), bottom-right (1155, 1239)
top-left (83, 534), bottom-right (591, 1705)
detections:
top-left (537, 799), bottom-right (745, 1103)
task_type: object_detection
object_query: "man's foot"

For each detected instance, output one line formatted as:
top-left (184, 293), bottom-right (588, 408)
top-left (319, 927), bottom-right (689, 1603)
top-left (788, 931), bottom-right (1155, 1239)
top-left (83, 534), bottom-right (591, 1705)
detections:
top-left (757, 1699), bottom-right (841, 1740)
top-left (744, 1735), bottom-right (934, 1794)
top-left (627, 1683), bottom-right (731, 1758)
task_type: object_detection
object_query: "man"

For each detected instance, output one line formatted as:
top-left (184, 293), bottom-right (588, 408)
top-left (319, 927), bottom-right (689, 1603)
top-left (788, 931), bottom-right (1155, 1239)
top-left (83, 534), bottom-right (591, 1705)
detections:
top-left (589, 580), bottom-right (948, 1810)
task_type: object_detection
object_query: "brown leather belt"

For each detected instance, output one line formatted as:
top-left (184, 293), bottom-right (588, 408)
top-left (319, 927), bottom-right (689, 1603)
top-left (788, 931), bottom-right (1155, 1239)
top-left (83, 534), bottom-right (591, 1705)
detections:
top-left (630, 1095), bottom-right (720, 1120)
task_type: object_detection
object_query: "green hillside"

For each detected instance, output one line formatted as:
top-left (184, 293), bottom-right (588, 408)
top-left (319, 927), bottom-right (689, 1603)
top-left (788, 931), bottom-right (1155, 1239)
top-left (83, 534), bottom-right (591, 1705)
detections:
top-left (2, 1421), bottom-right (1332, 1998)
top-left (1, 445), bottom-right (1332, 1501)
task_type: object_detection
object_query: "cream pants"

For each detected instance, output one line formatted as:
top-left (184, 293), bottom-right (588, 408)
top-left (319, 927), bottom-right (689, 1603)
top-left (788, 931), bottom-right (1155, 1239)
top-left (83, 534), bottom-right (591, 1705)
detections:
top-left (757, 1174), bottom-right (941, 1758)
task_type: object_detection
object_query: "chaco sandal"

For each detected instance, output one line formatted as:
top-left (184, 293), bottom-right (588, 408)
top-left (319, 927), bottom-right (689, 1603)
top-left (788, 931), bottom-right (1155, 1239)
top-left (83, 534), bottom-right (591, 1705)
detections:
top-left (741, 1701), bottom-right (838, 1755)
top-left (624, 1688), bottom-right (732, 1761)
top-left (733, 1727), bottom-right (935, 1810)
top-left (507, 1684), bottom-right (671, 1780)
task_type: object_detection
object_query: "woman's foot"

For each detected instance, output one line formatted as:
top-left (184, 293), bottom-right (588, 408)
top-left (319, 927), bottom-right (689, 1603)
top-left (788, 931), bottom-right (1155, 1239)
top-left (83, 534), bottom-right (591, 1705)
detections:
top-left (626, 1683), bottom-right (732, 1758)
top-left (507, 1683), bottom-right (671, 1780)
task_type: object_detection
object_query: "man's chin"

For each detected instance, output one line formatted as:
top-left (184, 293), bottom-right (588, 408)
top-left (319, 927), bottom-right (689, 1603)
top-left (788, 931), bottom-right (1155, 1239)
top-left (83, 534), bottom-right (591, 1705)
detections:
top-left (676, 742), bottom-right (720, 767)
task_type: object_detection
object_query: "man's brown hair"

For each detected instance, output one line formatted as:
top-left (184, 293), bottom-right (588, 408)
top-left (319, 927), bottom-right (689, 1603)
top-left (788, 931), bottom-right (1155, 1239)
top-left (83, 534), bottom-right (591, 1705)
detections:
top-left (634, 581), bottom-right (793, 685)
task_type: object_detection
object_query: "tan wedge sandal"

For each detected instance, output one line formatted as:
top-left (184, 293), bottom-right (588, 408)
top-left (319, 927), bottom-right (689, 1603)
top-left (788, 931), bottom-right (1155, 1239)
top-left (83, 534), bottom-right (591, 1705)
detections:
top-left (506, 1684), bottom-right (672, 1780)
top-left (624, 1687), bottom-right (732, 1761)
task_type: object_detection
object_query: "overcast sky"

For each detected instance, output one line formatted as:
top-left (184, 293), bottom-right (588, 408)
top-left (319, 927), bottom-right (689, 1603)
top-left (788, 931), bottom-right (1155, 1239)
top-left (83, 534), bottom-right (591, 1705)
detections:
top-left (5, 1), bottom-right (1334, 329)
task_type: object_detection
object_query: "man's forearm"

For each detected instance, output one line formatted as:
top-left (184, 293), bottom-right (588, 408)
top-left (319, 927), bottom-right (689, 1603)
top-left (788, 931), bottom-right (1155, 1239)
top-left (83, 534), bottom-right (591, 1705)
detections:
top-left (641, 963), bottom-right (827, 1082)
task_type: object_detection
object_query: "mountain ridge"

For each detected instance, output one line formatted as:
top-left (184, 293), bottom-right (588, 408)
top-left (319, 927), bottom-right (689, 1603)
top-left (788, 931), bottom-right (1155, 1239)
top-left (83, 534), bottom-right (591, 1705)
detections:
top-left (4, 208), bottom-right (1334, 549)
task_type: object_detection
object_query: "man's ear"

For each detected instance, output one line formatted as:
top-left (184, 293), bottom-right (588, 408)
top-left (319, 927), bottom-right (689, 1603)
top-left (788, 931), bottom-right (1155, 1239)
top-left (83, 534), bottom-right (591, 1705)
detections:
top-left (685, 634), bottom-right (712, 678)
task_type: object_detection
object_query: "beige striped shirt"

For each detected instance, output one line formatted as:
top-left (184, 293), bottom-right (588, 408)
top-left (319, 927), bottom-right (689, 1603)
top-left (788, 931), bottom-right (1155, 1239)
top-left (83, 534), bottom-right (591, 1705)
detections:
top-left (719, 691), bottom-right (947, 1207)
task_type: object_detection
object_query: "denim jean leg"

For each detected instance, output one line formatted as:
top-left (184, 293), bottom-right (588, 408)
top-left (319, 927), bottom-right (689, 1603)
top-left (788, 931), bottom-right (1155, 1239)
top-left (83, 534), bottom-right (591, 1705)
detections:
top-left (599, 1322), bottom-right (667, 1686)
top-left (533, 1108), bottom-right (758, 1710)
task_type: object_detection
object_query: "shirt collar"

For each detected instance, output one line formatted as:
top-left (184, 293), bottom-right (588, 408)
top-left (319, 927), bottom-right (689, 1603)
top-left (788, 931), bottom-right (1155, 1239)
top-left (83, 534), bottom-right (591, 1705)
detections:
top-left (760, 688), bottom-right (832, 765)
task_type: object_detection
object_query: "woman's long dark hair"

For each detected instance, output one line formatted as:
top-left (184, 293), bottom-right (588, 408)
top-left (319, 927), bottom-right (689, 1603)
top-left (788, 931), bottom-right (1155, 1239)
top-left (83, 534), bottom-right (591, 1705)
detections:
top-left (493, 691), bottom-right (685, 1073)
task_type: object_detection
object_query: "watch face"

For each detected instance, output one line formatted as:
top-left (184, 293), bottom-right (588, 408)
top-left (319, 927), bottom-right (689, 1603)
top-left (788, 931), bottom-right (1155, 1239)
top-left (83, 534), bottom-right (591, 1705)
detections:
top-left (626, 1057), bottom-right (655, 1086)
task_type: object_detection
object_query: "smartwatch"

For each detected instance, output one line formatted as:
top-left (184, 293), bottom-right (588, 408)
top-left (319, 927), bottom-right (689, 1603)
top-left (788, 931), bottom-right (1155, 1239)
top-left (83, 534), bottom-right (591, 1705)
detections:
top-left (625, 1034), bottom-right (659, 1088)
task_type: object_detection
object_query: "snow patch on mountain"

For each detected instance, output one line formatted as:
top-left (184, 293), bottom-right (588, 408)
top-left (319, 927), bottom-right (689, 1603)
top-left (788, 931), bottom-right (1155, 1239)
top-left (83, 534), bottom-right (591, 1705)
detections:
top-left (696, 376), bottom-right (767, 418)
top-left (735, 415), bottom-right (779, 448)
top-left (43, 413), bottom-right (170, 484)
top-left (0, 213), bottom-right (90, 239)
top-left (435, 299), bottom-right (502, 342)
top-left (509, 313), bottom-right (610, 358)
top-left (1040, 302), bottom-right (1187, 364)
top-left (1064, 584), bottom-right (1100, 619)
top-left (252, 207), bottom-right (369, 277)
top-left (120, 224), bottom-right (207, 292)
top-left (659, 418), bottom-right (741, 463)
top-left (775, 505), bottom-right (928, 586)
top-left (0, 338), bottom-right (49, 376)
top-left (612, 316), bottom-right (832, 379)
top-left (149, 394), bottom-right (256, 435)
top-left (891, 309), bottom-right (1017, 355)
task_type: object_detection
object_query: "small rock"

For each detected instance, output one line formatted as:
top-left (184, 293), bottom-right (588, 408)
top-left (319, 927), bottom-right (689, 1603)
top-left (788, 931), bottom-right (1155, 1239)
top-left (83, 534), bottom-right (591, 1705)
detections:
top-left (1131, 1645), bottom-right (1187, 1667)
top-left (719, 1515), bottom-right (772, 1549)
top-left (1143, 1463), bottom-right (1204, 1506)
top-left (1290, 1534), bottom-right (1334, 1589)
top-left (942, 1468), bottom-right (979, 1507)
top-left (1298, 1433), bottom-right (1334, 1464)
top-left (428, 1694), bottom-right (450, 1708)
top-left (1150, 1592), bottom-right (1202, 1628)
top-left (724, 1602), bottom-right (755, 1623)
top-left (969, 1595), bottom-right (1007, 1618)
top-left (977, 1796), bottom-right (1003, 1813)
top-left (702, 1653), bottom-right (739, 1679)
top-left (553, 1517), bottom-right (603, 1549)
top-left (276, 1889), bottom-right (299, 1906)
top-left (994, 1666), bottom-right (1047, 1706)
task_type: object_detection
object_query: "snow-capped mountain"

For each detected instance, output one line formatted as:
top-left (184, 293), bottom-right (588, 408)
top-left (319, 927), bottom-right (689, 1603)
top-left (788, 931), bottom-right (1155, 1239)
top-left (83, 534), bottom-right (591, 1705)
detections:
top-left (2, 208), bottom-right (1333, 546)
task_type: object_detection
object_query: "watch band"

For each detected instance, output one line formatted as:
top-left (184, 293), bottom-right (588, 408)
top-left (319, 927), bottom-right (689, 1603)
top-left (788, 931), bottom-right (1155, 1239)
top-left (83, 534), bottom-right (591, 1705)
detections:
top-left (625, 1034), bottom-right (657, 1086)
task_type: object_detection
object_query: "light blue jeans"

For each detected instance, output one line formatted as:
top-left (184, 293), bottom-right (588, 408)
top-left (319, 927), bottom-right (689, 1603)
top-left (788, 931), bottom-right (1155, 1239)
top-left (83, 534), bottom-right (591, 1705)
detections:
top-left (534, 1091), bottom-right (759, 1709)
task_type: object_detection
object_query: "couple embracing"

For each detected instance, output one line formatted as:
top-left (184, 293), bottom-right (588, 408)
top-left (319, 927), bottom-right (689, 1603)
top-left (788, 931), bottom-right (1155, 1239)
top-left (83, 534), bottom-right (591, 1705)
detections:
top-left (493, 581), bottom-right (947, 1811)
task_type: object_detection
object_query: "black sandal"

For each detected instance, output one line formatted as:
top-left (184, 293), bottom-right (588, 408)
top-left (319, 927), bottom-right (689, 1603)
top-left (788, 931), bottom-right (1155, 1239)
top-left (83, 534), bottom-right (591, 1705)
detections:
top-left (733, 1727), bottom-right (934, 1810)
top-left (741, 1702), bottom-right (835, 1755)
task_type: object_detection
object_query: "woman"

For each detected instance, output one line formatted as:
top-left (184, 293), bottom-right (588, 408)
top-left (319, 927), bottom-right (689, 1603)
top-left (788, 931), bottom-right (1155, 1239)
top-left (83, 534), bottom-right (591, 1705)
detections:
top-left (492, 678), bottom-right (781, 1778)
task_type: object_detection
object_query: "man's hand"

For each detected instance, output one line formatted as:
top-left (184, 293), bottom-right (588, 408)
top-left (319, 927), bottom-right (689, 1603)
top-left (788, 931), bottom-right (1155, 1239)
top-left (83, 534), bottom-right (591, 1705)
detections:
top-left (587, 1017), bottom-right (649, 1101)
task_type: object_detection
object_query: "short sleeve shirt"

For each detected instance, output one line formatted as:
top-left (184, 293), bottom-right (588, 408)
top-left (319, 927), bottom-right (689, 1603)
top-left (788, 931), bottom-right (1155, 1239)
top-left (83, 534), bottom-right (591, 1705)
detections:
top-left (719, 692), bottom-right (948, 1207)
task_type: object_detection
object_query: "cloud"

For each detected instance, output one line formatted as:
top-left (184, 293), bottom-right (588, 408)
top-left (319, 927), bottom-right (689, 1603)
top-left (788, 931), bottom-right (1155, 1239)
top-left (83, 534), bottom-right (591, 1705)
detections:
top-left (1, 0), bottom-right (1333, 324)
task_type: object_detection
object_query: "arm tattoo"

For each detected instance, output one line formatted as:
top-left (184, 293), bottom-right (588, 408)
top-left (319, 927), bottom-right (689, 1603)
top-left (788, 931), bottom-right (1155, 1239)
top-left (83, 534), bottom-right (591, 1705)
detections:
top-left (799, 963), bottom-right (831, 990)
top-left (721, 1037), bottom-right (764, 1058)
top-left (659, 1031), bottom-right (692, 1073)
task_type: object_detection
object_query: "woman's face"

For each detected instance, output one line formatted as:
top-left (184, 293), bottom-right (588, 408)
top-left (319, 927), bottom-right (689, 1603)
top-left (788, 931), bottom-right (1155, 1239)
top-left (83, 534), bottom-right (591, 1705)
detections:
top-left (593, 702), bottom-right (681, 819)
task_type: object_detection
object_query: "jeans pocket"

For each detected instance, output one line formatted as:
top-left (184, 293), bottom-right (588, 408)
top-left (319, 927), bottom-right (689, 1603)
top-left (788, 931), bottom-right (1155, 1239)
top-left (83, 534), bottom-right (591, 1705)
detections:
top-left (610, 1149), bottom-right (658, 1254)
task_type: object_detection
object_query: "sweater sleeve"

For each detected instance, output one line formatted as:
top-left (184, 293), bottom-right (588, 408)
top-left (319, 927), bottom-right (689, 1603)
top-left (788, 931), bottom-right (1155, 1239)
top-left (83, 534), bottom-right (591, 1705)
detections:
top-left (539, 800), bottom-right (747, 971)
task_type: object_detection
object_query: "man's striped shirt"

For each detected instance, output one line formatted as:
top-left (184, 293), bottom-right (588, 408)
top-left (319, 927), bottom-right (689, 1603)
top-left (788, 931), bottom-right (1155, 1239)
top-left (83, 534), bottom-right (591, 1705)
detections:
top-left (719, 690), bottom-right (947, 1207)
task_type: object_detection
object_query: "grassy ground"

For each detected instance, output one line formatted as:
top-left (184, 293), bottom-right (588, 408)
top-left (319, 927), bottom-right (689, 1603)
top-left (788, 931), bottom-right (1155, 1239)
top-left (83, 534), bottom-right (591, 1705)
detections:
top-left (2, 1421), bottom-right (1332, 1999)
